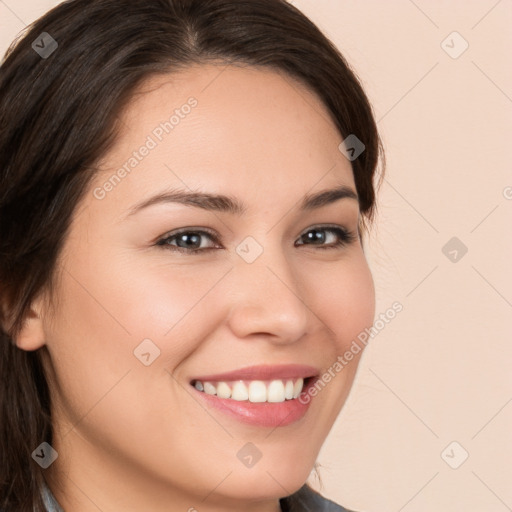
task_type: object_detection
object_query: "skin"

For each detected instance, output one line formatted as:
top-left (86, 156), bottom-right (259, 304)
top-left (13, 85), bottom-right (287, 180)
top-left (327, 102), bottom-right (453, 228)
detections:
top-left (17, 63), bottom-right (375, 512)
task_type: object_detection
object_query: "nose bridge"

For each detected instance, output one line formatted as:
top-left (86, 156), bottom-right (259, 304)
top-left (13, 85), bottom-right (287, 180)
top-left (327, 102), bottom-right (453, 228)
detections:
top-left (225, 236), bottom-right (310, 341)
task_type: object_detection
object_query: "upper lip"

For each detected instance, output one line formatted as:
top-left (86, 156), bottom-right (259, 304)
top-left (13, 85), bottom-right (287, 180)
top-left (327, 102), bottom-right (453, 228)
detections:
top-left (189, 364), bottom-right (319, 383)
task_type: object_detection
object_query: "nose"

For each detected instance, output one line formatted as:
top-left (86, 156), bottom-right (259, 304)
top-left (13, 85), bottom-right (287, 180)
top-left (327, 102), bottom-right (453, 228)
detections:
top-left (225, 244), bottom-right (311, 344)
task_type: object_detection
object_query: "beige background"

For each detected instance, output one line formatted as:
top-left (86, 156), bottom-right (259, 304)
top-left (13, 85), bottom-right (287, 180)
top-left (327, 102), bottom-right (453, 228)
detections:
top-left (1, 1), bottom-right (511, 511)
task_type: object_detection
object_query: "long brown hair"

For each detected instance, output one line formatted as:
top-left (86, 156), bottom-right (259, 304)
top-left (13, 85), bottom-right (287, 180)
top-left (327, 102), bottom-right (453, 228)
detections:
top-left (0, 0), bottom-right (384, 509)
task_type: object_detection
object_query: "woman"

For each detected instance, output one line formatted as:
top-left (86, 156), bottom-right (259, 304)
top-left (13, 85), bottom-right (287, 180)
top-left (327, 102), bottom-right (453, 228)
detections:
top-left (0, 0), bottom-right (385, 510)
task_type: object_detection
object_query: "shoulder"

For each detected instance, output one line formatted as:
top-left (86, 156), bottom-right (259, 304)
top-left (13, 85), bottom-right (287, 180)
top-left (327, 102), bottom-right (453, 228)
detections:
top-left (280, 484), bottom-right (358, 512)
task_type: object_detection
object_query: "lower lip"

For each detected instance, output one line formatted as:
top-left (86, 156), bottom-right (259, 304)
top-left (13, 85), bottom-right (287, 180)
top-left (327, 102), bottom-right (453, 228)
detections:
top-left (191, 378), bottom-right (318, 428)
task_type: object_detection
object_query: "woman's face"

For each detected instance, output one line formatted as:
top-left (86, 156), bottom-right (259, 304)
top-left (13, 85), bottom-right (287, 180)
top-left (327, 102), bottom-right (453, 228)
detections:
top-left (35, 64), bottom-right (375, 511)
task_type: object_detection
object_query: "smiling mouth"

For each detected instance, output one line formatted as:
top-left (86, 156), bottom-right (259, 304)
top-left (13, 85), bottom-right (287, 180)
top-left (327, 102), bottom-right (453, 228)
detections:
top-left (190, 377), bottom-right (316, 403)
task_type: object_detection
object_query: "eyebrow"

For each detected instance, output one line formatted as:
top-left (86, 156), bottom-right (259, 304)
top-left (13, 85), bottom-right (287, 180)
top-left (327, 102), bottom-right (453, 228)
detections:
top-left (124, 184), bottom-right (358, 219)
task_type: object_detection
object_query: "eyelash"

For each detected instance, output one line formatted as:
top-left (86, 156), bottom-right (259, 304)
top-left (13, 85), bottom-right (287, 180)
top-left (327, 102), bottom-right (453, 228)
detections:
top-left (155, 225), bottom-right (358, 254)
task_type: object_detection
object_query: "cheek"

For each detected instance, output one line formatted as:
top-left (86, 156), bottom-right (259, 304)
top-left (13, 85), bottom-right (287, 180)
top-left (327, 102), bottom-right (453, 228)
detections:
top-left (44, 261), bottom-right (139, 421)
top-left (310, 255), bottom-right (376, 350)
top-left (67, 248), bottom-right (234, 368)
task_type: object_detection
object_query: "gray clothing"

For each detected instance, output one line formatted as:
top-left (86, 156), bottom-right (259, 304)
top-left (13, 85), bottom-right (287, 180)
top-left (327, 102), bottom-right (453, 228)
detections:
top-left (41, 481), bottom-right (64, 512)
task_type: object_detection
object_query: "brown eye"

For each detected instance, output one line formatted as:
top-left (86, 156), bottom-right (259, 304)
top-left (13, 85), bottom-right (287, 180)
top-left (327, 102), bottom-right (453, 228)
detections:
top-left (296, 226), bottom-right (357, 249)
top-left (157, 229), bottom-right (220, 253)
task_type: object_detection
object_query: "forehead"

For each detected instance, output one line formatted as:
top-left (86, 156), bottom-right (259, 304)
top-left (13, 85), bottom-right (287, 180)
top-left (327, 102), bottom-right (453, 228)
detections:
top-left (90, 63), bottom-right (356, 215)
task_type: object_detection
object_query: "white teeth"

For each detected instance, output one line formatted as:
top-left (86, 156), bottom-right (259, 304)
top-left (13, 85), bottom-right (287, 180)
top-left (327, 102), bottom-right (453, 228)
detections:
top-left (231, 381), bottom-right (249, 401)
top-left (193, 377), bottom-right (307, 402)
top-left (216, 382), bottom-right (231, 399)
top-left (284, 380), bottom-right (294, 400)
top-left (203, 382), bottom-right (216, 395)
top-left (248, 381), bottom-right (267, 403)
top-left (267, 380), bottom-right (285, 403)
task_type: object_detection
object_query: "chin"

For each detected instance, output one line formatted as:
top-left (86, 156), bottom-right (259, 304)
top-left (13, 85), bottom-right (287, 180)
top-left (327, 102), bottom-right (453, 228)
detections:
top-left (210, 453), bottom-right (315, 502)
